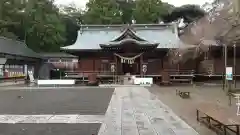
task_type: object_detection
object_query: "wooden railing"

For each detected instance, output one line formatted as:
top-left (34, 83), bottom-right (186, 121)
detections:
top-left (65, 69), bottom-right (195, 78)
top-left (65, 71), bottom-right (113, 78)
top-left (0, 76), bottom-right (26, 83)
top-left (164, 69), bottom-right (195, 76)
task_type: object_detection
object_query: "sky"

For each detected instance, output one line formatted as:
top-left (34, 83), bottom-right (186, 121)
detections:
top-left (55, 0), bottom-right (214, 9)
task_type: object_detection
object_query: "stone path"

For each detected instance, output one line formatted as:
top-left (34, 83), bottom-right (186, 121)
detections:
top-left (99, 87), bottom-right (199, 135)
top-left (0, 87), bottom-right (198, 135)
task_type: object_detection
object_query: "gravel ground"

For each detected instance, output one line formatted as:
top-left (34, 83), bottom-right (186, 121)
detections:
top-left (148, 85), bottom-right (239, 135)
top-left (0, 87), bottom-right (114, 115)
top-left (0, 123), bottom-right (101, 135)
top-left (0, 87), bottom-right (114, 135)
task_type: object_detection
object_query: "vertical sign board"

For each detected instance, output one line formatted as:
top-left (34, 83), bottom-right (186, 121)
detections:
top-left (0, 58), bottom-right (7, 78)
top-left (226, 67), bottom-right (233, 81)
top-left (28, 71), bottom-right (35, 83)
top-left (24, 65), bottom-right (28, 76)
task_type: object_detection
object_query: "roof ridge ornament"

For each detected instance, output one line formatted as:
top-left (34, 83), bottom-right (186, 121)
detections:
top-left (121, 24), bottom-right (130, 32)
top-left (80, 24), bottom-right (84, 35)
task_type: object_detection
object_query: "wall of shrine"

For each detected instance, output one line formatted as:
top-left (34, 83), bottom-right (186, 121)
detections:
top-left (77, 57), bottom-right (114, 73)
top-left (144, 59), bottom-right (162, 75)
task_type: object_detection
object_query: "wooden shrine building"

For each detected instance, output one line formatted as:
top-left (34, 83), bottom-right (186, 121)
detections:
top-left (0, 36), bottom-right (42, 80)
top-left (62, 23), bottom-right (199, 83)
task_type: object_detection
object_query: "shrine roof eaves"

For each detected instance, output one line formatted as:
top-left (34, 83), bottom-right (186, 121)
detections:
top-left (0, 36), bottom-right (41, 59)
top-left (41, 52), bottom-right (78, 58)
top-left (76, 23), bottom-right (174, 30)
top-left (100, 38), bottom-right (159, 48)
top-left (62, 23), bottom-right (194, 50)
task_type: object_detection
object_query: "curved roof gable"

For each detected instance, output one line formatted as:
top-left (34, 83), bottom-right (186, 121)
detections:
top-left (100, 26), bottom-right (159, 48)
top-left (111, 28), bottom-right (146, 42)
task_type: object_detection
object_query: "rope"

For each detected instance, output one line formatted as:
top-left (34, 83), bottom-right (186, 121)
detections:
top-left (114, 53), bottom-right (143, 64)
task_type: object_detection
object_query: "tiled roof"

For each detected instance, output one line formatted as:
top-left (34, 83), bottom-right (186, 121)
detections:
top-left (0, 36), bottom-right (41, 58)
top-left (61, 23), bottom-right (194, 50)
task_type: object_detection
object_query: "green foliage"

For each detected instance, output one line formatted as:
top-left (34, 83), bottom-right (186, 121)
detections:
top-left (0, 0), bottom-right (206, 52)
top-left (23, 0), bottom-right (66, 52)
top-left (117, 0), bottom-right (135, 24)
top-left (0, 0), bottom-right (25, 38)
top-left (133, 0), bottom-right (169, 23)
top-left (83, 0), bottom-right (122, 24)
top-left (0, 0), bottom-right (66, 52)
top-left (25, 0), bottom-right (65, 51)
top-left (60, 5), bottom-right (82, 45)
top-left (83, 0), bottom-right (174, 24)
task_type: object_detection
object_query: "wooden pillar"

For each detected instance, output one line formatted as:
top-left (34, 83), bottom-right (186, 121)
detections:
top-left (114, 55), bottom-right (117, 83)
top-left (114, 55), bottom-right (117, 74)
top-left (177, 63), bottom-right (180, 74)
top-left (93, 59), bottom-right (95, 71)
top-left (140, 54), bottom-right (143, 77)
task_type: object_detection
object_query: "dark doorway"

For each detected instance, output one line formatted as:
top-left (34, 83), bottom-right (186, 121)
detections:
top-left (122, 63), bottom-right (135, 74)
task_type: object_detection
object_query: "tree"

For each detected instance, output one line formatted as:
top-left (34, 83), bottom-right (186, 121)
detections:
top-left (133, 0), bottom-right (169, 24)
top-left (60, 4), bottom-right (82, 45)
top-left (117, 0), bottom-right (135, 24)
top-left (0, 0), bottom-right (66, 52)
top-left (0, 0), bottom-right (25, 39)
top-left (22, 0), bottom-right (66, 52)
top-left (83, 0), bottom-right (122, 24)
top-left (167, 0), bottom-right (232, 65)
top-left (60, 4), bottom-right (84, 24)
top-left (163, 4), bottom-right (206, 24)
top-left (83, 0), bottom-right (173, 24)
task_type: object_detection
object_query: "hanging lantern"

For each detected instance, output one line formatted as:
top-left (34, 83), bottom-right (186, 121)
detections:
top-left (142, 64), bottom-right (147, 73)
top-left (110, 64), bottom-right (116, 73)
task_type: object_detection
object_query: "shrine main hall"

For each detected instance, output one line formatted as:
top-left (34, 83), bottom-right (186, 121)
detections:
top-left (62, 23), bottom-right (215, 83)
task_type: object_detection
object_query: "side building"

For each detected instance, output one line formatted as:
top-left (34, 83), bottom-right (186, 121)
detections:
top-left (0, 36), bottom-right (42, 80)
top-left (41, 52), bottom-right (78, 71)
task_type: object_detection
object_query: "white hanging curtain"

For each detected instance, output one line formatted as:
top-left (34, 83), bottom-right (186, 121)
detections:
top-left (114, 53), bottom-right (143, 64)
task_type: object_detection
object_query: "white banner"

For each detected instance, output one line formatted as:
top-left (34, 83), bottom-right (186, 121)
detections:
top-left (134, 77), bottom-right (153, 85)
top-left (226, 67), bottom-right (233, 81)
top-left (37, 80), bottom-right (75, 85)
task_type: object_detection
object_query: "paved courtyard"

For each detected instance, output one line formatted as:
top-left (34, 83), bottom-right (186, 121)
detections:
top-left (0, 87), bottom-right (113, 115)
top-left (0, 86), bottom-right (198, 135)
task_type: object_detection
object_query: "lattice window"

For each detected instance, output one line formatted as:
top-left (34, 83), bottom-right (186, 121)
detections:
top-left (101, 60), bottom-right (110, 72)
top-left (201, 60), bottom-right (214, 75)
top-left (146, 59), bottom-right (161, 75)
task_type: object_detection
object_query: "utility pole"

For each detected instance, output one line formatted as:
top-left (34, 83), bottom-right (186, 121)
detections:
top-left (234, 44), bottom-right (236, 88)
top-left (224, 43), bottom-right (228, 90)
top-left (221, 39), bottom-right (225, 90)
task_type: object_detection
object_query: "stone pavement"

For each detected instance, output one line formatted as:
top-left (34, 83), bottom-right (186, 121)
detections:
top-left (0, 81), bottom-right (24, 87)
top-left (0, 87), bottom-right (199, 135)
top-left (99, 87), bottom-right (199, 135)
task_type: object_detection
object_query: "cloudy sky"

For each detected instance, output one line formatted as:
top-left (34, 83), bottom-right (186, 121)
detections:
top-left (55, 0), bottom-right (214, 9)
